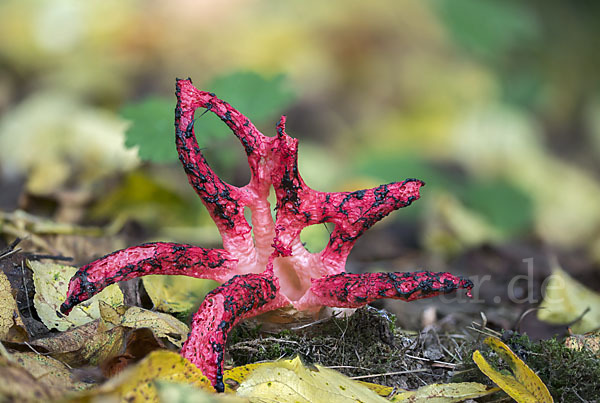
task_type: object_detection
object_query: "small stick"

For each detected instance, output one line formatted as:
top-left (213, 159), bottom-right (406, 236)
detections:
top-left (404, 354), bottom-right (456, 368)
top-left (22, 253), bottom-right (73, 262)
top-left (350, 368), bottom-right (429, 380)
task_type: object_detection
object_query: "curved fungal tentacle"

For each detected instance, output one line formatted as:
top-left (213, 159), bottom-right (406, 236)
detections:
top-left (175, 79), bottom-right (254, 237)
top-left (181, 271), bottom-right (289, 392)
top-left (175, 78), bottom-right (276, 268)
top-left (297, 271), bottom-right (473, 310)
top-left (59, 242), bottom-right (236, 315)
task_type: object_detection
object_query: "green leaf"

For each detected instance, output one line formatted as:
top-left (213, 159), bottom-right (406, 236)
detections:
top-left (122, 71), bottom-right (296, 163)
top-left (355, 155), bottom-right (533, 236)
top-left (122, 96), bottom-right (177, 163)
top-left (459, 179), bottom-right (533, 237)
top-left (208, 71), bottom-right (295, 123)
top-left (430, 0), bottom-right (539, 61)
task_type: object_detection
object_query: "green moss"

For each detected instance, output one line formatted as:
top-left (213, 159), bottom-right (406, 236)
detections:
top-left (226, 306), bottom-right (447, 389)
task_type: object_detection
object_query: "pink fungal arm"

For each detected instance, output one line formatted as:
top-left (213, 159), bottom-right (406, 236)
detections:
top-left (59, 242), bottom-right (236, 314)
top-left (181, 271), bottom-right (288, 392)
top-left (61, 78), bottom-right (473, 391)
top-left (299, 271), bottom-right (473, 310)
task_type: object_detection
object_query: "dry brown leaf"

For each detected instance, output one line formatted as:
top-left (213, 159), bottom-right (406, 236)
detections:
top-left (119, 306), bottom-right (189, 347)
top-left (100, 328), bottom-right (165, 378)
top-left (0, 355), bottom-right (54, 401)
top-left (0, 270), bottom-right (28, 342)
top-left (12, 351), bottom-right (90, 394)
top-left (30, 319), bottom-right (125, 367)
top-left (98, 300), bottom-right (127, 326)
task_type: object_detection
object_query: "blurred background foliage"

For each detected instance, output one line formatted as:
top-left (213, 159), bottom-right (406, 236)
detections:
top-left (0, 0), bottom-right (599, 265)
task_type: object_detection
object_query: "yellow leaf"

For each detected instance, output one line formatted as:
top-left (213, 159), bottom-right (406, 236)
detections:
top-left (142, 275), bottom-right (217, 314)
top-left (234, 356), bottom-right (388, 402)
top-left (356, 381), bottom-right (406, 398)
top-left (76, 350), bottom-right (213, 402)
top-left (119, 306), bottom-right (189, 348)
top-left (98, 301), bottom-right (189, 348)
top-left (473, 337), bottom-right (553, 403)
top-left (391, 382), bottom-right (499, 402)
top-left (223, 362), bottom-right (264, 389)
top-left (538, 263), bottom-right (600, 333)
top-left (29, 260), bottom-right (123, 331)
top-left (156, 381), bottom-right (248, 402)
top-left (0, 271), bottom-right (27, 342)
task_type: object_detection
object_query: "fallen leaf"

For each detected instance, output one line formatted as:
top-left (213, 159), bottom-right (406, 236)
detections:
top-left (29, 260), bottom-right (123, 331)
top-left (356, 381), bottom-right (406, 398)
top-left (98, 300), bottom-right (128, 326)
top-left (0, 355), bottom-right (54, 401)
top-left (11, 351), bottom-right (90, 394)
top-left (391, 382), bottom-right (499, 402)
top-left (0, 92), bottom-right (138, 196)
top-left (227, 367), bottom-right (406, 399)
top-left (156, 381), bottom-right (247, 402)
top-left (473, 336), bottom-right (553, 403)
top-left (100, 327), bottom-right (165, 377)
top-left (538, 262), bottom-right (600, 334)
top-left (75, 350), bottom-right (213, 402)
top-left (223, 362), bottom-right (263, 388)
top-left (423, 192), bottom-right (501, 255)
top-left (119, 306), bottom-right (189, 347)
top-left (142, 275), bottom-right (217, 314)
top-left (99, 301), bottom-right (189, 349)
top-left (30, 319), bottom-right (125, 367)
top-left (449, 104), bottom-right (600, 248)
top-left (234, 356), bottom-right (388, 402)
top-left (0, 270), bottom-right (28, 342)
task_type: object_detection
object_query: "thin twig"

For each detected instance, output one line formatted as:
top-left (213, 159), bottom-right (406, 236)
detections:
top-left (22, 253), bottom-right (73, 262)
top-left (21, 261), bottom-right (33, 319)
top-left (0, 237), bottom-right (22, 261)
top-left (404, 354), bottom-right (456, 368)
top-left (440, 343), bottom-right (459, 363)
top-left (0, 247), bottom-right (21, 261)
top-left (259, 338), bottom-right (301, 345)
top-left (350, 368), bottom-right (429, 380)
top-left (290, 311), bottom-right (341, 330)
top-left (326, 365), bottom-right (372, 371)
top-left (23, 342), bottom-right (45, 355)
top-left (467, 324), bottom-right (501, 338)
